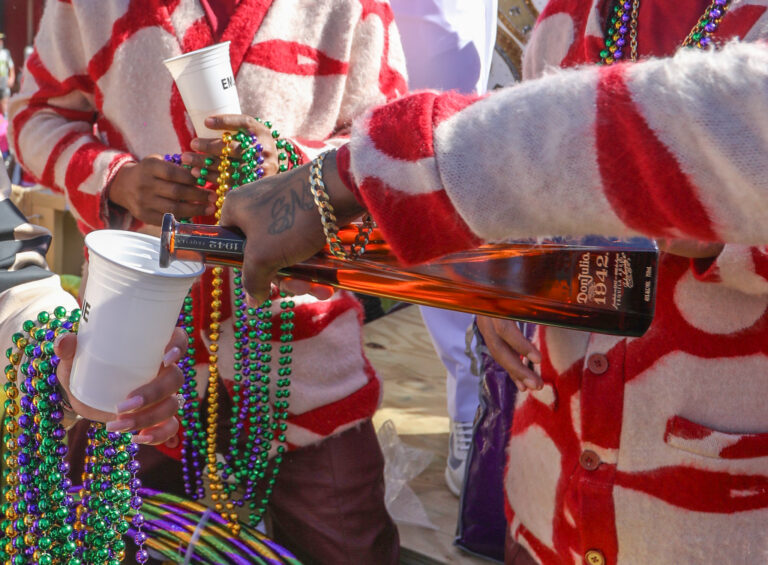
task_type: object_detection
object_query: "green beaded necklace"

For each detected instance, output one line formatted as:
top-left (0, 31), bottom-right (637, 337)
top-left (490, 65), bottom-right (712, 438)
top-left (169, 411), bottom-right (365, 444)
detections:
top-left (176, 124), bottom-right (300, 535)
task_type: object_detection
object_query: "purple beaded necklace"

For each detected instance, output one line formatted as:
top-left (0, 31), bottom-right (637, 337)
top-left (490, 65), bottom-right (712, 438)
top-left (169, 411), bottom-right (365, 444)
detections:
top-left (165, 126), bottom-right (298, 533)
top-left (1, 308), bottom-right (146, 564)
top-left (600, 0), bottom-right (732, 65)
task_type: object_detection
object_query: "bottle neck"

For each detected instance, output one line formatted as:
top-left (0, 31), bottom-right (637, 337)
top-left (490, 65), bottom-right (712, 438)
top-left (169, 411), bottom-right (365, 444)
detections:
top-left (160, 213), bottom-right (246, 268)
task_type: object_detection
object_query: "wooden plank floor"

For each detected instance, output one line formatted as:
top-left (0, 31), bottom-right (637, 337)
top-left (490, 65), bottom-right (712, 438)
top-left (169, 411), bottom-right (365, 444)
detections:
top-left (363, 305), bottom-right (489, 565)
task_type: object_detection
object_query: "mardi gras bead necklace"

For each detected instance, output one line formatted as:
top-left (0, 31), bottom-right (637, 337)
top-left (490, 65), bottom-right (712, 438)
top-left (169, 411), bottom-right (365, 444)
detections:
top-left (1, 308), bottom-right (146, 565)
top-left (167, 124), bottom-right (299, 534)
top-left (164, 153), bottom-right (210, 502)
top-left (600, 0), bottom-right (731, 64)
top-left (204, 125), bottom-right (299, 534)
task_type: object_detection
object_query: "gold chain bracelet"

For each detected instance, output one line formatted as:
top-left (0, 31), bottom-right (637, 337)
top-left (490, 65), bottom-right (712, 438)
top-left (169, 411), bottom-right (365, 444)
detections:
top-left (308, 151), bottom-right (374, 259)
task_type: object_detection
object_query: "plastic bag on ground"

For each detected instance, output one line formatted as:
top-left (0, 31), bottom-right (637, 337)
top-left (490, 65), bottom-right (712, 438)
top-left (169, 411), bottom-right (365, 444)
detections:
top-left (377, 419), bottom-right (437, 530)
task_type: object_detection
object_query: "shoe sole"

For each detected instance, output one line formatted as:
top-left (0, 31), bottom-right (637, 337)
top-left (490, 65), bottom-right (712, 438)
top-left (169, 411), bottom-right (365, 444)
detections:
top-left (444, 466), bottom-right (461, 497)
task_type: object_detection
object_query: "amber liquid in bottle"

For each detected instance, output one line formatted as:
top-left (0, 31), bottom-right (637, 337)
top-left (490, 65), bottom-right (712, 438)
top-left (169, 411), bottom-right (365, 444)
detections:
top-left (160, 214), bottom-right (658, 336)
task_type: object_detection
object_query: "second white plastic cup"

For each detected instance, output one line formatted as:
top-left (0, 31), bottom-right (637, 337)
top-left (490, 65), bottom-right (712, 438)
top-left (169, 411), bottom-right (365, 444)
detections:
top-left (163, 41), bottom-right (241, 138)
top-left (69, 230), bottom-right (203, 414)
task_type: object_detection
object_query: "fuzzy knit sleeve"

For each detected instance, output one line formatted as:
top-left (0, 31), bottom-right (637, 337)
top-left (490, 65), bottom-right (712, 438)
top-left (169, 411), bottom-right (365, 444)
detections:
top-left (290, 0), bottom-right (408, 163)
top-left (343, 41), bottom-right (768, 266)
top-left (7, 1), bottom-right (135, 233)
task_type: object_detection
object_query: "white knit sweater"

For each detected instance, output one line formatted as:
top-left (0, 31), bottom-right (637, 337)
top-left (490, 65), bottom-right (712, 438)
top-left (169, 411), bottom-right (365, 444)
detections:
top-left (342, 1), bottom-right (768, 563)
top-left (9, 0), bottom-right (408, 453)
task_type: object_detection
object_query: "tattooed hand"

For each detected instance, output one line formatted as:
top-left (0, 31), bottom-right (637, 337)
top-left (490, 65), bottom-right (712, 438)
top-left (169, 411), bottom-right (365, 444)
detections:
top-left (219, 148), bottom-right (365, 302)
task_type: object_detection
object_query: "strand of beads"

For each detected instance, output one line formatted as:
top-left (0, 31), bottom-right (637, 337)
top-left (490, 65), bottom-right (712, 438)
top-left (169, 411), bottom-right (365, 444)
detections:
top-left (204, 126), bottom-right (299, 533)
top-left (204, 133), bottom-right (232, 525)
top-left (600, 0), bottom-right (639, 64)
top-left (220, 131), bottom-right (265, 494)
top-left (76, 425), bottom-right (143, 564)
top-left (178, 295), bottom-right (206, 500)
top-left (219, 130), bottom-right (292, 526)
top-left (164, 152), bottom-right (208, 500)
top-left (601, 0), bottom-right (732, 65)
top-left (253, 118), bottom-right (300, 173)
top-left (0, 308), bottom-right (146, 565)
top-left (682, 0), bottom-right (731, 48)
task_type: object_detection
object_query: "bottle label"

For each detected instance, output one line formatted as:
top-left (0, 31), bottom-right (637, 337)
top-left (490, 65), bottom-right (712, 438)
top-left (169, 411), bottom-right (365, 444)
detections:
top-left (577, 251), bottom-right (639, 310)
top-left (175, 234), bottom-right (244, 256)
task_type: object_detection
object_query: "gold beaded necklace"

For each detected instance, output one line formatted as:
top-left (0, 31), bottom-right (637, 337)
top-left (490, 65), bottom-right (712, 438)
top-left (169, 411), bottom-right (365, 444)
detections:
top-left (600, 0), bottom-right (731, 65)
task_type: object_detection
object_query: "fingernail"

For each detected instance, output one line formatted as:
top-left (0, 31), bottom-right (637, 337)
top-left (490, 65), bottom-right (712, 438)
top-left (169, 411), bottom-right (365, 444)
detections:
top-left (190, 139), bottom-right (200, 151)
top-left (526, 351), bottom-right (542, 364)
top-left (106, 418), bottom-right (135, 432)
top-left (163, 346), bottom-right (182, 367)
top-left (524, 378), bottom-right (541, 390)
top-left (132, 434), bottom-right (153, 445)
top-left (245, 293), bottom-right (257, 308)
top-left (164, 435), bottom-right (180, 449)
top-left (117, 396), bottom-right (144, 413)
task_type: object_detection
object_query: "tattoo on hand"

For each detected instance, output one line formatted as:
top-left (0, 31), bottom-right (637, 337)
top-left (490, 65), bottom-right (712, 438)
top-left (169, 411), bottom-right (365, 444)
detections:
top-left (267, 176), bottom-right (314, 235)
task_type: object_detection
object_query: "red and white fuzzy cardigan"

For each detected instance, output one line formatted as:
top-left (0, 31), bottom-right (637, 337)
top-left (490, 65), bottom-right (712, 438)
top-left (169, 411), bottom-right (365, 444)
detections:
top-left (342, 1), bottom-right (768, 563)
top-left (9, 0), bottom-right (407, 453)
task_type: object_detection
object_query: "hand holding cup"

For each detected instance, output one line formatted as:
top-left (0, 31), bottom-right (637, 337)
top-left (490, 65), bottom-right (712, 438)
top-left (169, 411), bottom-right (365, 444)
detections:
top-left (56, 329), bottom-right (186, 445)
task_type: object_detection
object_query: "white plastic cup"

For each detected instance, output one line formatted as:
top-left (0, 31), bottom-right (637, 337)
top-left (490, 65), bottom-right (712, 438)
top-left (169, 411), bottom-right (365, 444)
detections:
top-left (69, 230), bottom-right (204, 413)
top-left (163, 41), bottom-right (241, 138)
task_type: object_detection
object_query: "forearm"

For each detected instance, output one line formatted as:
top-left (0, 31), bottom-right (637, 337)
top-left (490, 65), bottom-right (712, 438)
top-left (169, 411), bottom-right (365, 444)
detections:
top-left (8, 3), bottom-right (136, 232)
top-left (9, 97), bottom-right (135, 230)
top-left (346, 41), bottom-right (768, 264)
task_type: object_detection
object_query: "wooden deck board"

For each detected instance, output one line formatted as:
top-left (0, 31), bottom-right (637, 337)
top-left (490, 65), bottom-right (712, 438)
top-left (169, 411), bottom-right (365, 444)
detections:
top-left (363, 305), bottom-right (490, 565)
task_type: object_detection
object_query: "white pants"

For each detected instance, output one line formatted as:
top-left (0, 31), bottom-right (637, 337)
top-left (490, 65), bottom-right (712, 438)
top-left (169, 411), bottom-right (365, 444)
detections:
top-left (390, 0), bottom-right (498, 94)
top-left (419, 307), bottom-right (481, 422)
top-left (391, 0), bottom-right (497, 422)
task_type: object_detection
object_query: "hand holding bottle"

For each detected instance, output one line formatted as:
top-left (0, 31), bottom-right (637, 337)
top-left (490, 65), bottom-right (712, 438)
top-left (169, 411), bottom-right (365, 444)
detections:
top-left (476, 315), bottom-right (543, 392)
top-left (219, 148), bottom-right (365, 303)
top-left (655, 238), bottom-right (724, 258)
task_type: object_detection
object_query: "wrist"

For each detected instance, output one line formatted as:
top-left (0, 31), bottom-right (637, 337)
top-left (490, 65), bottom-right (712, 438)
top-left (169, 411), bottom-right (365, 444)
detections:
top-left (106, 161), bottom-right (135, 211)
top-left (321, 149), bottom-right (366, 225)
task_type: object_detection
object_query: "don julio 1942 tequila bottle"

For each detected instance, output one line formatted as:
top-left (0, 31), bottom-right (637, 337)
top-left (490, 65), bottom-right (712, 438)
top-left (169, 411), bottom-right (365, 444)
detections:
top-left (160, 213), bottom-right (658, 337)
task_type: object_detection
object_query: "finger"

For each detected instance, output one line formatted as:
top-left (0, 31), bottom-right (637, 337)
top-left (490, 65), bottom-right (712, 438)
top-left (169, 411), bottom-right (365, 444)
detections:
top-left (219, 193), bottom-right (277, 303)
top-left (150, 197), bottom-right (216, 224)
top-left (190, 136), bottom-right (225, 155)
top-left (133, 417), bottom-right (180, 446)
top-left (204, 114), bottom-right (266, 135)
top-left (241, 265), bottom-right (278, 306)
top-left (179, 152), bottom-right (218, 170)
top-left (278, 277), bottom-right (335, 300)
top-left (188, 166), bottom-right (229, 184)
top-left (165, 327), bottom-right (188, 359)
top-left (494, 320), bottom-right (542, 364)
top-left (309, 283), bottom-right (336, 300)
top-left (147, 155), bottom-right (198, 185)
top-left (111, 395), bottom-right (179, 434)
top-left (117, 364), bottom-right (184, 415)
top-left (53, 332), bottom-right (77, 360)
top-left (154, 180), bottom-right (218, 206)
top-left (485, 329), bottom-right (540, 391)
top-left (53, 333), bottom-right (77, 390)
top-left (190, 137), bottom-right (265, 163)
top-left (477, 318), bottom-right (542, 391)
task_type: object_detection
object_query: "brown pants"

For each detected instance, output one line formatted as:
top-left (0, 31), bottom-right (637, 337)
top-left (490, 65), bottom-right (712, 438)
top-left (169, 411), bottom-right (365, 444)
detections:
top-left (262, 421), bottom-right (399, 565)
top-left (505, 528), bottom-right (538, 565)
top-left (67, 419), bottom-right (399, 564)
